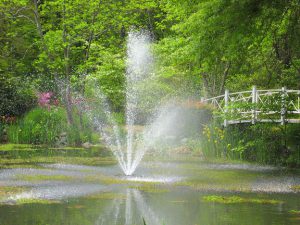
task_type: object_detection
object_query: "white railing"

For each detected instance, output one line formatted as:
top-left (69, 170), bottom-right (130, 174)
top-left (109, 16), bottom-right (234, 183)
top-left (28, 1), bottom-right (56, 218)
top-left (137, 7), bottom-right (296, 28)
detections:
top-left (202, 87), bottom-right (300, 126)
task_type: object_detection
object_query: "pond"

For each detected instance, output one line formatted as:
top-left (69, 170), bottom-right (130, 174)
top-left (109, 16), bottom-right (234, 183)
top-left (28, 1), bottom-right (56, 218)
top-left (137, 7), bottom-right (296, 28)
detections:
top-left (0, 158), bottom-right (299, 225)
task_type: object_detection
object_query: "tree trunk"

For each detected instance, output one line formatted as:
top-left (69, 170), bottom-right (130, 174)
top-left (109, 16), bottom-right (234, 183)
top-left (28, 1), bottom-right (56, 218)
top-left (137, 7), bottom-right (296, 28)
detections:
top-left (219, 62), bottom-right (231, 95)
top-left (62, 1), bottom-right (74, 126)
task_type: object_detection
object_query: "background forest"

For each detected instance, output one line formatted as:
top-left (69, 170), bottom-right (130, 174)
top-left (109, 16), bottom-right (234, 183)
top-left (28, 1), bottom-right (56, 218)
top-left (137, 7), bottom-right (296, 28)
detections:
top-left (0, 0), bottom-right (300, 167)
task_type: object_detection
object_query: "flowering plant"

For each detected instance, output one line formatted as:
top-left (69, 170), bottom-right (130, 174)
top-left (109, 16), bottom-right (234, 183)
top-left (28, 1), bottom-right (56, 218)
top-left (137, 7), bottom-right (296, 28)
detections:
top-left (38, 92), bottom-right (59, 109)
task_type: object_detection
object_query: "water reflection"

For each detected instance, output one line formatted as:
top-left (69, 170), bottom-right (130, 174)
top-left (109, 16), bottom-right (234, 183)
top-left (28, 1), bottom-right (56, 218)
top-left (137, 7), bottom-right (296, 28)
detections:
top-left (96, 189), bottom-right (162, 225)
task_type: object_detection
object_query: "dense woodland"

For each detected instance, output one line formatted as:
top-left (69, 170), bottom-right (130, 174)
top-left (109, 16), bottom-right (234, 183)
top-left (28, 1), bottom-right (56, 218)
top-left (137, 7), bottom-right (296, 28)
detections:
top-left (0, 0), bottom-right (300, 166)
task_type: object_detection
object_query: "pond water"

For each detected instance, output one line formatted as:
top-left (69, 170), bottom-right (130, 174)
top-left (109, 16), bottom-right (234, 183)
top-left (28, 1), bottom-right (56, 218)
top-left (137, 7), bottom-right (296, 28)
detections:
top-left (0, 158), bottom-right (299, 225)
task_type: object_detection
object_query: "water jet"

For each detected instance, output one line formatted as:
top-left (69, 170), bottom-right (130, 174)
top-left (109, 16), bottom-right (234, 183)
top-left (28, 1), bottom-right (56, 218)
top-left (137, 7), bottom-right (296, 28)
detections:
top-left (78, 31), bottom-right (154, 176)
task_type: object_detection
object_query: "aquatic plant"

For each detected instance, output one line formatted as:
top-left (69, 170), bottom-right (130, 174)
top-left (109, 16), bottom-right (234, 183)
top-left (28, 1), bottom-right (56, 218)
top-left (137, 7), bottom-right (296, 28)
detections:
top-left (289, 210), bottom-right (300, 214)
top-left (291, 185), bottom-right (300, 192)
top-left (17, 174), bottom-right (74, 182)
top-left (15, 198), bottom-right (61, 205)
top-left (202, 195), bottom-right (283, 204)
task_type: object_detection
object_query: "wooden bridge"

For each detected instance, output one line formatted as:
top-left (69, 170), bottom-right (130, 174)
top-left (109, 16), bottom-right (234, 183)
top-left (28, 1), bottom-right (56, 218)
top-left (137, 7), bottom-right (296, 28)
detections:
top-left (201, 87), bottom-right (300, 127)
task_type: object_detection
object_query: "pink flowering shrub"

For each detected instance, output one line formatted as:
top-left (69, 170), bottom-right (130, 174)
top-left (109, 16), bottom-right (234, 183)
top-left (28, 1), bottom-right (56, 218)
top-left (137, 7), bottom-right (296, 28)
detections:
top-left (38, 92), bottom-right (59, 109)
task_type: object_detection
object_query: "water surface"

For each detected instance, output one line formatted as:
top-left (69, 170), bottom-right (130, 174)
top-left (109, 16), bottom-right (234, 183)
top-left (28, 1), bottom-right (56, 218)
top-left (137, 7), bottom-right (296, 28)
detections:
top-left (0, 158), bottom-right (299, 225)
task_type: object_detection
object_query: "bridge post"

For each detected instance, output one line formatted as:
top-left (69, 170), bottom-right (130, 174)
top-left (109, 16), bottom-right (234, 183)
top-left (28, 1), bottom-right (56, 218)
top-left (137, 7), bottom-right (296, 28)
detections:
top-left (252, 86), bottom-right (257, 124)
top-left (281, 86), bottom-right (287, 125)
top-left (224, 89), bottom-right (229, 127)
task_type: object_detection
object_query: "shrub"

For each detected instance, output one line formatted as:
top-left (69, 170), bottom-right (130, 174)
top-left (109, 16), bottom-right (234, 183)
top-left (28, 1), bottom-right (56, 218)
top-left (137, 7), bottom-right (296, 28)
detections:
top-left (8, 107), bottom-right (68, 145)
top-left (200, 122), bottom-right (300, 167)
top-left (7, 106), bottom-right (100, 146)
top-left (0, 76), bottom-right (36, 117)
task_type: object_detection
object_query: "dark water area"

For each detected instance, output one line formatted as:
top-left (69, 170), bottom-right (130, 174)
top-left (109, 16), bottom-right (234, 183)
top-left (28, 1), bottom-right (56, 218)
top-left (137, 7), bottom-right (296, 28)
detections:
top-left (0, 189), bottom-right (299, 225)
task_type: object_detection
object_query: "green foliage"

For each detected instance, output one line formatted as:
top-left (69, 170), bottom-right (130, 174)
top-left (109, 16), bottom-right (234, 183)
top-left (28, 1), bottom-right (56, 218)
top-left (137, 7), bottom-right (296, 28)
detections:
top-left (7, 107), bottom-right (98, 146)
top-left (201, 124), bottom-right (225, 158)
top-left (186, 138), bottom-right (203, 155)
top-left (85, 50), bottom-right (125, 112)
top-left (0, 0), bottom-right (300, 167)
top-left (112, 112), bottom-right (125, 125)
top-left (156, 0), bottom-right (300, 96)
top-left (7, 107), bottom-right (67, 145)
top-left (201, 122), bottom-right (300, 167)
top-left (0, 76), bottom-right (36, 117)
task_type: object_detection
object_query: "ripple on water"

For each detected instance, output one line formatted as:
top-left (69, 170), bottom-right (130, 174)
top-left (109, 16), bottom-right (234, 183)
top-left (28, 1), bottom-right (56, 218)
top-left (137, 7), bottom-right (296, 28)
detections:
top-left (201, 163), bottom-right (279, 172)
top-left (251, 176), bottom-right (300, 193)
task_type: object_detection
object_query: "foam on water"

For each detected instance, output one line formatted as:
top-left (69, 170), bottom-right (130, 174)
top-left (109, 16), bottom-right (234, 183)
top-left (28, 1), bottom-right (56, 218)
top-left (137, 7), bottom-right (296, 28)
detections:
top-left (201, 163), bottom-right (279, 172)
top-left (7, 184), bottom-right (106, 202)
top-left (122, 176), bottom-right (181, 183)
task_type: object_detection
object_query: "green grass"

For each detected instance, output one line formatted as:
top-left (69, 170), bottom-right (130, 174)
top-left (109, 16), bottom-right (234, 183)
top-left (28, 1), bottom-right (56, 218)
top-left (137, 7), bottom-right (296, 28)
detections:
top-left (0, 143), bottom-right (106, 152)
top-left (0, 143), bottom-right (109, 152)
top-left (0, 144), bottom-right (39, 151)
top-left (0, 156), bottom-right (117, 168)
top-left (202, 195), bottom-right (283, 204)
top-left (48, 147), bottom-right (88, 150)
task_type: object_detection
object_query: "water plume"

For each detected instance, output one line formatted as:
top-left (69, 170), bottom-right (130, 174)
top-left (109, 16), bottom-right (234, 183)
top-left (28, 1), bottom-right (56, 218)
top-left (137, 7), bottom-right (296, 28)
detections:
top-left (77, 30), bottom-right (154, 176)
top-left (124, 30), bottom-right (153, 175)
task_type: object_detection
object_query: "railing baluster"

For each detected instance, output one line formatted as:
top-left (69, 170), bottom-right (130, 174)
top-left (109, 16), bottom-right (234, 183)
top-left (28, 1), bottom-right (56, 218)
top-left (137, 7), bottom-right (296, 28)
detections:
top-left (297, 93), bottom-right (300, 111)
top-left (224, 89), bottom-right (229, 127)
top-left (281, 87), bottom-right (287, 125)
top-left (252, 86), bottom-right (257, 124)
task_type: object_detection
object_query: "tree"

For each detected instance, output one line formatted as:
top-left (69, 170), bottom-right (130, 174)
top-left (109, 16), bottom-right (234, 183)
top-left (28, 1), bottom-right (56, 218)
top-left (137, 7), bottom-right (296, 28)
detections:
top-left (156, 0), bottom-right (300, 97)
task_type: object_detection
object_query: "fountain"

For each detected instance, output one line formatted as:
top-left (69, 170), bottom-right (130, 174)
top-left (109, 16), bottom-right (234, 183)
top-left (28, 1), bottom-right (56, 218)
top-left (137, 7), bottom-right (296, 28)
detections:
top-left (80, 31), bottom-right (155, 176)
top-left (75, 31), bottom-right (203, 177)
top-left (123, 30), bottom-right (153, 175)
